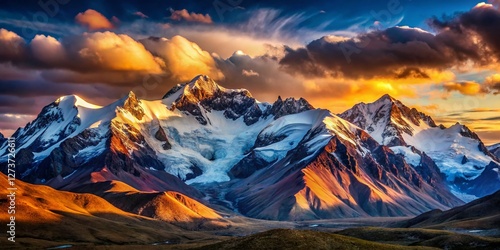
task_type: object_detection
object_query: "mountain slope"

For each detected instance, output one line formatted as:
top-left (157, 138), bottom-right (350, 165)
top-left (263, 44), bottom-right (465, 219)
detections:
top-left (70, 180), bottom-right (222, 229)
top-left (339, 95), bottom-right (500, 199)
top-left (0, 75), bottom-right (463, 220)
top-left (226, 110), bottom-right (461, 220)
top-left (0, 173), bottom-right (213, 246)
top-left (397, 190), bottom-right (500, 231)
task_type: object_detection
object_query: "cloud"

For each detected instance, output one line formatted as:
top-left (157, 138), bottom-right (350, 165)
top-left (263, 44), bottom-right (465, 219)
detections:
top-left (440, 73), bottom-right (500, 96)
top-left (0, 28), bottom-right (26, 63)
top-left (140, 36), bottom-right (223, 81)
top-left (213, 50), bottom-right (417, 111)
top-left (242, 69), bottom-right (259, 77)
top-left (133, 11), bottom-right (149, 18)
top-left (484, 74), bottom-right (500, 94)
top-left (170, 9), bottom-right (213, 24)
top-left (279, 5), bottom-right (500, 82)
top-left (0, 30), bottom-right (164, 73)
top-left (0, 28), bottom-right (226, 89)
top-left (66, 32), bottom-right (163, 72)
top-left (442, 81), bottom-right (484, 96)
top-left (490, 0), bottom-right (500, 7)
top-left (428, 3), bottom-right (500, 62)
top-left (75, 9), bottom-right (115, 30)
top-left (0, 29), bottom-right (163, 74)
top-left (30, 35), bottom-right (66, 66)
top-left (279, 26), bottom-right (479, 80)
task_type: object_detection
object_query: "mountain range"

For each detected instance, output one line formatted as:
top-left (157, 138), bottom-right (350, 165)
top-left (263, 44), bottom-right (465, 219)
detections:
top-left (1, 75), bottom-right (499, 221)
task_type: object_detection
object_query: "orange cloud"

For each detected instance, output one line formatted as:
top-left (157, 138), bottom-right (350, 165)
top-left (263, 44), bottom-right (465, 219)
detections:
top-left (442, 81), bottom-right (484, 96)
top-left (170, 9), bottom-right (213, 24)
top-left (484, 74), bottom-right (500, 94)
top-left (72, 32), bottom-right (163, 72)
top-left (75, 9), bottom-right (115, 31)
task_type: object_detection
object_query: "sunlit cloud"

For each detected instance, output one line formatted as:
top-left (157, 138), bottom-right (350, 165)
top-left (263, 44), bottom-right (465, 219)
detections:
top-left (169, 9), bottom-right (213, 24)
top-left (443, 81), bottom-right (484, 96)
top-left (75, 9), bottom-right (116, 31)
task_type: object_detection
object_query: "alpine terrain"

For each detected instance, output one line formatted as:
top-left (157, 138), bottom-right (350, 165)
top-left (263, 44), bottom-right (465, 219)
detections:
top-left (2, 75), bottom-right (499, 223)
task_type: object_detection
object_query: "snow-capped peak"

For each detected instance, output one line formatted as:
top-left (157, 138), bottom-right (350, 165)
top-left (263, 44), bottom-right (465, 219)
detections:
top-left (162, 75), bottom-right (252, 106)
top-left (185, 75), bottom-right (221, 97)
top-left (55, 95), bottom-right (102, 110)
top-left (160, 75), bottom-right (262, 125)
top-left (339, 94), bottom-right (437, 146)
top-left (341, 94), bottom-right (498, 188)
top-left (375, 93), bottom-right (397, 103)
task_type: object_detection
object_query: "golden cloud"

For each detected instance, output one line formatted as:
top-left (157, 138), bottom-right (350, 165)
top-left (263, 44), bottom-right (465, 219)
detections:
top-left (140, 36), bottom-right (223, 81)
top-left (443, 81), bottom-right (483, 96)
top-left (74, 32), bottom-right (164, 72)
top-left (484, 73), bottom-right (500, 94)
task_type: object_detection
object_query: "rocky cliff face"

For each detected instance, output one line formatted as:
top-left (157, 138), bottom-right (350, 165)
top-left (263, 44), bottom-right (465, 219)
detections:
top-left (268, 96), bottom-right (315, 119)
top-left (165, 75), bottom-right (265, 125)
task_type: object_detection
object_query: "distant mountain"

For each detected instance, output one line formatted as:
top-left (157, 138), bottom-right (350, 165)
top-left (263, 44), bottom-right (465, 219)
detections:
top-left (0, 75), bottom-right (467, 220)
top-left (488, 143), bottom-right (500, 159)
top-left (339, 95), bottom-right (500, 199)
top-left (397, 190), bottom-right (500, 231)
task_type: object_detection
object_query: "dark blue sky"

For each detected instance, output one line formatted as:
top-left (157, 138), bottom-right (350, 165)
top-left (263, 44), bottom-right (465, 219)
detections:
top-left (0, 0), bottom-right (476, 40)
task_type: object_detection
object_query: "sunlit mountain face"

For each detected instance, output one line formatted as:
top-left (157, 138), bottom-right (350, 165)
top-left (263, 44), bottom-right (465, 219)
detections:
top-left (1, 0), bottom-right (500, 249)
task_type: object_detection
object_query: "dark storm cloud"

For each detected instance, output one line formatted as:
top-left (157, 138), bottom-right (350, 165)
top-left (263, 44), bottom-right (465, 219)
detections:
top-left (280, 25), bottom-right (484, 79)
top-left (0, 79), bottom-right (104, 98)
top-left (395, 67), bottom-right (430, 79)
top-left (0, 95), bottom-right (40, 114)
top-left (429, 3), bottom-right (500, 58)
top-left (280, 4), bottom-right (500, 81)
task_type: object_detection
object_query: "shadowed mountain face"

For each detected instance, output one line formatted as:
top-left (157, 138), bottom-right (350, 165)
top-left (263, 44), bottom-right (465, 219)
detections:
top-left (2, 75), bottom-right (494, 221)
